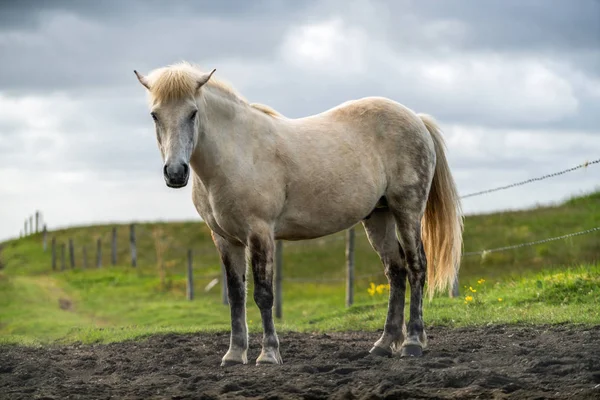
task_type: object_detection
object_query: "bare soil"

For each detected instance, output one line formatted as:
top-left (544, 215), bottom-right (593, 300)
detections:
top-left (1, 324), bottom-right (599, 399)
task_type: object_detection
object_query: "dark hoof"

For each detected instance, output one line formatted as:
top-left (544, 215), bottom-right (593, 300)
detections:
top-left (369, 346), bottom-right (392, 358)
top-left (221, 359), bottom-right (244, 367)
top-left (400, 344), bottom-right (423, 358)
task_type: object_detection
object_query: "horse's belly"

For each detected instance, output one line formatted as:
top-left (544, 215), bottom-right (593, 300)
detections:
top-left (274, 182), bottom-right (382, 240)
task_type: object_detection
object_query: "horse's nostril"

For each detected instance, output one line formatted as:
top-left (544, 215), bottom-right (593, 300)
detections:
top-left (163, 164), bottom-right (168, 177)
top-left (182, 163), bottom-right (189, 176)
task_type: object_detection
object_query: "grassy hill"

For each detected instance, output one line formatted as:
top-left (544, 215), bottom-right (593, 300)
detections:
top-left (0, 190), bottom-right (599, 344)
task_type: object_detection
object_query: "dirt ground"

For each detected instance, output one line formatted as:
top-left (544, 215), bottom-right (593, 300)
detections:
top-left (1, 324), bottom-right (599, 400)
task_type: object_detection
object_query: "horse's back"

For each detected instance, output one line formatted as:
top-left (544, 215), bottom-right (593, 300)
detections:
top-left (272, 96), bottom-right (435, 239)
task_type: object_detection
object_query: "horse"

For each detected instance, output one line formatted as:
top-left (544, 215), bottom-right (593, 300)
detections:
top-left (133, 61), bottom-right (463, 366)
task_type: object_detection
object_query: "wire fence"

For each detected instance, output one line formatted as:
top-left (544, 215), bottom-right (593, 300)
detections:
top-left (464, 226), bottom-right (600, 257)
top-left (460, 158), bottom-right (599, 199)
top-left (10, 157), bottom-right (600, 309)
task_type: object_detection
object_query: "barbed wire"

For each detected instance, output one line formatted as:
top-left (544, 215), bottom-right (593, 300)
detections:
top-left (460, 158), bottom-right (599, 199)
top-left (464, 226), bottom-right (600, 257)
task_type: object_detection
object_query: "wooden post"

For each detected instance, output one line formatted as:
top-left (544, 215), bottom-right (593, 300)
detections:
top-left (68, 238), bottom-right (75, 269)
top-left (130, 224), bottom-right (137, 267)
top-left (35, 211), bottom-right (40, 234)
top-left (60, 243), bottom-right (66, 271)
top-left (187, 249), bottom-right (194, 301)
top-left (24, 220), bottom-right (28, 236)
top-left (29, 216), bottom-right (33, 235)
top-left (111, 227), bottom-right (117, 265)
top-left (450, 274), bottom-right (460, 298)
top-left (346, 227), bottom-right (355, 307)
top-left (51, 237), bottom-right (56, 271)
top-left (96, 238), bottom-right (102, 268)
top-left (43, 225), bottom-right (48, 251)
top-left (221, 261), bottom-right (229, 305)
top-left (82, 245), bottom-right (88, 269)
top-left (274, 240), bottom-right (283, 319)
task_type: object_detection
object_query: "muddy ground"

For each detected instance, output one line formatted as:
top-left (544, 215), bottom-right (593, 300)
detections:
top-left (1, 324), bottom-right (599, 399)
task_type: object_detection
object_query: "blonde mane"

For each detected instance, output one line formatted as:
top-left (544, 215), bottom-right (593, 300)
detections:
top-left (145, 61), bottom-right (281, 118)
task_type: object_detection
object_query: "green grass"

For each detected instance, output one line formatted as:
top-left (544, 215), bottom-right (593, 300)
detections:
top-left (1, 262), bottom-right (598, 345)
top-left (0, 190), bottom-right (598, 345)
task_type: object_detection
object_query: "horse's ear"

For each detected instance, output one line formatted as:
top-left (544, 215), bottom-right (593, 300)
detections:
top-left (196, 68), bottom-right (216, 90)
top-left (134, 70), bottom-right (150, 90)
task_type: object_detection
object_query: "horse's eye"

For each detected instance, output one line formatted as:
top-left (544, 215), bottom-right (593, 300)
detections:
top-left (151, 112), bottom-right (158, 122)
top-left (190, 110), bottom-right (197, 121)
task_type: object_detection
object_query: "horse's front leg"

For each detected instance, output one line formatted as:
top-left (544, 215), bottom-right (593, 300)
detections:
top-left (248, 230), bottom-right (282, 365)
top-left (212, 232), bottom-right (249, 367)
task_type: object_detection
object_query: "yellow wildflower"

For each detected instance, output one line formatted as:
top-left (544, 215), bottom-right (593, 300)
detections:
top-left (464, 295), bottom-right (473, 303)
top-left (367, 283), bottom-right (376, 296)
top-left (498, 298), bottom-right (503, 302)
top-left (469, 286), bottom-right (477, 293)
top-left (477, 279), bottom-right (485, 284)
top-left (375, 283), bottom-right (390, 294)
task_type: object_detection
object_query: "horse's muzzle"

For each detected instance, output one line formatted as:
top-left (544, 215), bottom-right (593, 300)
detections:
top-left (163, 162), bottom-right (189, 188)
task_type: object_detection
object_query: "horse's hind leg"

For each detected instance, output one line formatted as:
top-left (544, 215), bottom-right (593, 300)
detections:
top-left (362, 209), bottom-right (408, 356)
top-left (211, 232), bottom-right (249, 366)
top-left (389, 198), bottom-right (429, 357)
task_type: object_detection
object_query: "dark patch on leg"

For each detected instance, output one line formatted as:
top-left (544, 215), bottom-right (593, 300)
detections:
top-left (222, 251), bottom-right (246, 350)
top-left (249, 234), bottom-right (271, 281)
top-left (249, 233), bottom-right (281, 364)
top-left (404, 230), bottom-right (427, 345)
top-left (253, 281), bottom-right (273, 311)
top-left (382, 259), bottom-right (407, 338)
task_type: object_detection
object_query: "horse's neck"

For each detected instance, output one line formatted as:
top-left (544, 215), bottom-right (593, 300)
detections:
top-left (190, 89), bottom-right (276, 186)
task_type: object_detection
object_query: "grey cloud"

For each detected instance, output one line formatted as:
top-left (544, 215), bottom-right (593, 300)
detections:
top-left (409, 0), bottom-right (600, 52)
top-left (0, 0), bottom-right (316, 93)
top-left (0, 0), bottom-right (310, 31)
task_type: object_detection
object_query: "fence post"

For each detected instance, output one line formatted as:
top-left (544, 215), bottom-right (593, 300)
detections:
top-left (187, 249), bottom-right (194, 301)
top-left (43, 225), bottom-right (48, 251)
top-left (82, 245), bottom-right (88, 269)
top-left (96, 238), bottom-right (102, 268)
top-left (24, 220), bottom-right (27, 236)
top-left (111, 227), bottom-right (117, 265)
top-left (35, 211), bottom-right (40, 234)
top-left (221, 261), bottom-right (229, 305)
top-left (60, 243), bottom-right (66, 271)
top-left (68, 238), bottom-right (75, 269)
top-left (449, 274), bottom-right (460, 298)
top-left (130, 224), bottom-right (137, 267)
top-left (346, 227), bottom-right (355, 307)
top-left (274, 240), bottom-right (283, 319)
top-left (51, 237), bottom-right (56, 271)
top-left (29, 216), bottom-right (33, 235)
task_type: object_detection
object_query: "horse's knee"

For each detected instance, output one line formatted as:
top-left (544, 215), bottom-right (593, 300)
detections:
top-left (385, 259), bottom-right (407, 286)
top-left (253, 283), bottom-right (273, 310)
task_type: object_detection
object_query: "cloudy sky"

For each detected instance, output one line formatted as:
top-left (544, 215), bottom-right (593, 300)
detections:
top-left (1, 0), bottom-right (599, 241)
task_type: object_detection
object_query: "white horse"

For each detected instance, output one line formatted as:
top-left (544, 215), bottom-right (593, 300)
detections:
top-left (133, 62), bottom-right (463, 366)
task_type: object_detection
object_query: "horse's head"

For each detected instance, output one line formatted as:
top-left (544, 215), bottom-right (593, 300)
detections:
top-left (133, 65), bottom-right (216, 189)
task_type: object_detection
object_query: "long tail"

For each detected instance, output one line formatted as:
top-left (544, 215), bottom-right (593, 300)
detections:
top-left (418, 114), bottom-right (464, 299)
